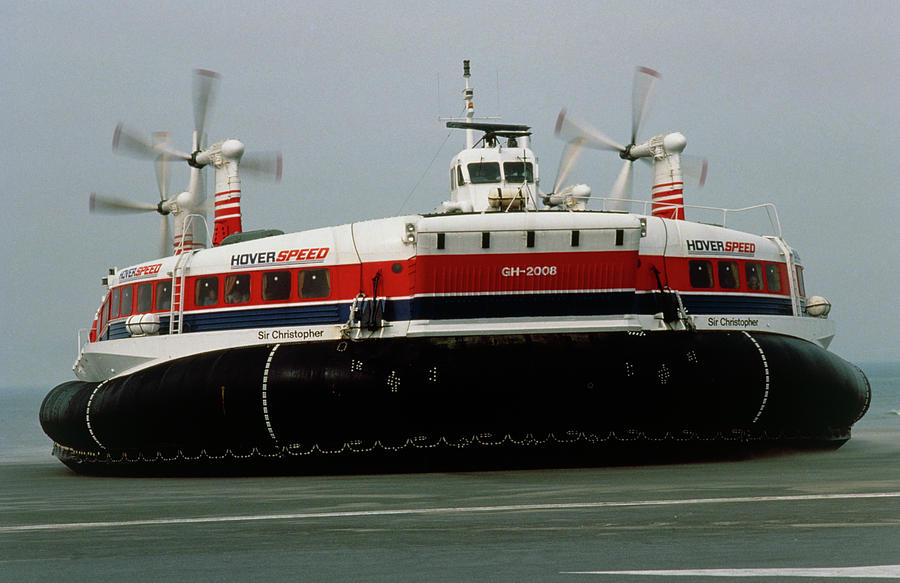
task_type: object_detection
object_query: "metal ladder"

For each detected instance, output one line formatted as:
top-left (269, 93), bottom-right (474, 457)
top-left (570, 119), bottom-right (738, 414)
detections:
top-left (168, 251), bottom-right (196, 335)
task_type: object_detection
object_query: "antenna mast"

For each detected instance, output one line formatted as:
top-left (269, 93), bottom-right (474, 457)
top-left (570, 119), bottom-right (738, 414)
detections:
top-left (463, 60), bottom-right (475, 149)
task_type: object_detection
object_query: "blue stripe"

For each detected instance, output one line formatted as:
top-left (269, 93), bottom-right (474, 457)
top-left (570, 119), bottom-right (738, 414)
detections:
top-left (411, 292), bottom-right (635, 320)
top-left (679, 294), bottom-right (793, 316)
top-left (98, 292), bottom-right (792, 340)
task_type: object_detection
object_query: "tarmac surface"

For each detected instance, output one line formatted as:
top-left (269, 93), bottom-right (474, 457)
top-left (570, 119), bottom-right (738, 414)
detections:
top-left (2, 429), bottom-right (899, 582)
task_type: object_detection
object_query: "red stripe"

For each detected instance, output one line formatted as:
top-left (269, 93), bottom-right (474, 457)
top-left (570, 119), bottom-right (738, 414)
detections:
top-left (652, 182), bottom-right (684, 189)
top-left (416, 251), bottom-right (638, 295)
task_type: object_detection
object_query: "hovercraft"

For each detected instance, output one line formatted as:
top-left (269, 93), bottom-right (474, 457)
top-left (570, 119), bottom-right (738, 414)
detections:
top-left (40, 62), bottom-right (870, 475)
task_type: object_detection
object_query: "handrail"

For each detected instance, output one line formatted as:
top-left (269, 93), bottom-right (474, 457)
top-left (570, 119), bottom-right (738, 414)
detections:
top-left (76, 328), bottom-right (90, 358)
top-left (584, 196), bottom-right (783, 238)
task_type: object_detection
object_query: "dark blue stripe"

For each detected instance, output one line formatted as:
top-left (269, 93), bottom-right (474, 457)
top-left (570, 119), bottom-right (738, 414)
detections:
top-left (411, 292), bottom-right (636, 320)
top-left (183, 305), bottom-right (344, 332)
top-left (680, 294), bottom-right (793, 316)
top-left (99, 292), bottom-right (792, 340)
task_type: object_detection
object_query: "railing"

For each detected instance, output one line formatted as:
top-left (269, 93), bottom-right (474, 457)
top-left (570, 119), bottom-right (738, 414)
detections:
top-left (584, 196), bottom-right (783, 239)
top-left (76, 328), bottom-right (90, 359)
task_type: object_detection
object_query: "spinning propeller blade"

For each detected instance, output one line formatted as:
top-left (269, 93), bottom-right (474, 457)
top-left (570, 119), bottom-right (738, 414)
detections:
top-left (682, 155), bottom-right (709, 187)
top-left (240, 151), bottom-right (283, 182)
top-left (552, 139), bottom-right (586, 195)
top-left (112, 124), bottom-right (191, 161)
top-left (193, 69), bottom-right (220, 143)
top-left (631, 66), bottom-right (660, 145)
top-left (608, 160), bottom-right (634, 211)
top-left (89, 192), bottom-right (158, 214)
top-left (554, 108), bottom-right (625, 152)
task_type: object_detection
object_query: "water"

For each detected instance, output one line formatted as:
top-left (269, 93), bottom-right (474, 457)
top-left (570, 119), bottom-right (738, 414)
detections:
top-left (2, 362), bottom-right (899, 582)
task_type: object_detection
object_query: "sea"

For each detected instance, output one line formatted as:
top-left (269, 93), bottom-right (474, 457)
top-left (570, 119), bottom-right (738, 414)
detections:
top-left (1, 361), bottom-right (898, 582)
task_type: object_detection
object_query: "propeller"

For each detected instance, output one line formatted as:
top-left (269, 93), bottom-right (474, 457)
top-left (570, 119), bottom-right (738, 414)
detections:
top-left (99, 69), bottom-right (282, 256)
top-left (550, 67), bottom-right (706, 210)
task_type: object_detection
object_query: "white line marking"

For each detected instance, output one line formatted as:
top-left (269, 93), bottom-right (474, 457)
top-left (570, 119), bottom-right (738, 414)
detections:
top-left (563, 565), bottom-right (900, 578)
top-left (2, 491), bottom-right (898, 534)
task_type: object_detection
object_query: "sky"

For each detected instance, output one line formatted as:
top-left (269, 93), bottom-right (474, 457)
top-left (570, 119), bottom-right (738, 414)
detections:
top-left (2, 0), bottom-right (898, 389)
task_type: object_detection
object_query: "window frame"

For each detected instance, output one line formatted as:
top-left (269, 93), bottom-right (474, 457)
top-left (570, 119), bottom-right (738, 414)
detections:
top-left (156, 280), bottom-right (172, 311)
top-left (717, 261), bottom-right (740, 289)
top-left (688, 260), bottom-right (715, 288)
top-left (261, 270), bottom-right (292, 301)
top-left (765, 263), bottom-right (782, 292)
top-left (136, 282), bottom-right (153, 312)
top-left (194, 276), bottom-right (220, 307)
top-left (467, 162), bottom-right (501, 184)
top-left (224, 273), bottom-right (251, 305)
top-left (299, 268), bottom-right (331, 299)
top-left (119, 285), bottom-right (134, 316)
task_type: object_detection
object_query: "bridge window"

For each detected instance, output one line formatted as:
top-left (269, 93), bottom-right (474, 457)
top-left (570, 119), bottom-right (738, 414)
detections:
top-left (225, 274), bottom-right (251, 304)
top-left (795, 266), bottom-right (805, 297)
top-left (137, 283), bottom-right (153, 312)
top-left (262, 271), bottom-right (291, 301)
top-left (156, 281), bottom-right (171, 310)
top-left (467, 162), bottom-right (501, 184)
top-left (503, 162), bottom-right (533, 183)
top-left (299, 268), bottom-right (330, 299)
top-left (765, 263), bottom-right (782, 292)
top-left (120, 285), bottom-right (133, 316)
top-left (718, 261), bottom-right (740, 289)
top-left (195, 277), bottom-right (219, 306)
top-left (110, 288), bottom-right (120, 318)
top-left (745, 262), bottom-right (763, 290)
top-left (689, 260), bottom-right (714, 288)
top-left (457, 165), bottom-right (465, 186)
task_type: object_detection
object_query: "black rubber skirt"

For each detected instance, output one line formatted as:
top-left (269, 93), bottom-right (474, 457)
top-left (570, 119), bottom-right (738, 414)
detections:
top-left (40, 331), bottom-right (870, 475)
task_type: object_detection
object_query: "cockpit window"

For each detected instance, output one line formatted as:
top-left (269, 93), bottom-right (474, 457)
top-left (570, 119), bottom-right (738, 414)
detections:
top-left (467, 162), bottom-right (501, 184)
top-left (503, 162), bottom-right (533, 183)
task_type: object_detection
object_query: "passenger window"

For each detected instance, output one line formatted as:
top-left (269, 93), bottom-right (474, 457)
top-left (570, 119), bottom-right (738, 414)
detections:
top-left (110, 288), bottom-right (120, 318)
top-left (136, 283), bottom-right (153, 312)
top-left (119, 286), bottom-right (133, 316)
top-left (765, 264), bottom-right (782, 292)
top-left (299, 268), bottom-right (330, 299)
top-left (262, 271), bottom-right (291, 301)
top-left (717, 261), bottom-right (740, 289)
top-left (98, 295), bottom-right (108, 336)
top-left (195, 277), bottom-right (219, 306)
top-left (795, 266), bottom-right (805, 297)
top-left (156, 280), bottom-right (172, 310)
top-left (745, 262), bottom-right (763, 290)
top-left (688, 260), bottom-right (714, 288)
top-left (225, 274), bottom-right (251, 304)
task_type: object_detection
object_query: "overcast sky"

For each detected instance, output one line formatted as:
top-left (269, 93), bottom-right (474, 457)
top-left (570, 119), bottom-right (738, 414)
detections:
top-left (2, 0), bottom-right (898, 389)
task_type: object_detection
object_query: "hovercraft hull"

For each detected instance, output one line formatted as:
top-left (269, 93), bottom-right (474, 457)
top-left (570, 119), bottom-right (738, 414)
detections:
top-left (40, 331), bottom-right (870, 475)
